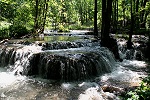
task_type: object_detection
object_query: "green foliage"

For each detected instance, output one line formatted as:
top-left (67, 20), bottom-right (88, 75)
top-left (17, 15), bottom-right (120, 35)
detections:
top-left (0, 0), bottom-right (34, 32)
top-left (0, 21), bottom-right (30, 39)
top-left (48, 0), bottom-right (95, 30)
top-left (69, 24), bottom-right (83, 30)
top-left (134, 29), bottom-right (150, 35)
top-left (0, 27), bottom-right (10, 39)
top-left (69, 22), bottom-right (93, 30)
top-left (58, 24), bottom-right (69, 32)
top-left (13, 2), bottom-right (33, 27)
top-left (1, 0), bottom-right (150, 34)
top-left (125, 76), bottom-right (150, 100)
top-left (0, 1), bottom-right (16, 22)
top-left (0, 21), bottom-right (11, 39)
top-left (9, 25), bottom-right (29, 38)
top-left (126, 91), bottom-right (139, 100)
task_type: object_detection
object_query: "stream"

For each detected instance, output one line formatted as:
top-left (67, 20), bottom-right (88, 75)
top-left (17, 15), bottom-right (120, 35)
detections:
top-left (0, 30), bottom-right (148, 100)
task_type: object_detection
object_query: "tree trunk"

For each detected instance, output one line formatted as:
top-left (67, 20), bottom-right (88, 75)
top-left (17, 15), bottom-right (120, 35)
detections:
top-left (135, 0), bottom-right (140, 29)
top-left (41, 0), bottom-right (49, 34)
top-left (136, 0), bottom-right (139, 12)
top-left (101, 0), bottom-right (121, 60)
top-left (112, 0), bottom-right (118, 34)
top-left (101, 0), bottom-right (107, 39)
top-left (94, 0), bottom-right (98, 36)
top-left (116, 0), bottom-right (118, 30)
top-left (33, 0), bottom-right (39, 35)
top-left (122, 0), bottom-right (126, 27)
top-left (127, 0), bottom-right (134, 49)
top-left (33, 0), bottom-right (49, 35)
top-left (79, 6), bottom-right (83, 25)
top-left (101, 0), bottom-right (113, 40)
top-left (140, 0), bottom-right (148, 28)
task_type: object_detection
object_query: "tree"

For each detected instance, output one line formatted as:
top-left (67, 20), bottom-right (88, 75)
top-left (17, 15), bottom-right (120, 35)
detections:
top-left (126, 0), bottom-right (150, 49)
top-left (33, 0), bottom-right (49, 35)
top-left (101, 0), bottom-right (113, 41)
top-left (112, 0), bottom-right (118, 34)
top-left (127, 0), bottom-right (134, 49)
top-left (0, 0), bottom-right (32, 27)
top-left (94, 0), bottom-right (98, 36)
top-left (33, 0), bottom-right (39, 35)
top-left (101, 0), bottom-right (120, 60)
top-left (140, 0), bottom-right (148, 28)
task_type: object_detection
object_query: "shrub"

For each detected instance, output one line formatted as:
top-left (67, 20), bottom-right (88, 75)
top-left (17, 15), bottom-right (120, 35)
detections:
top-left (9, 25), bottom-right (29, 38)
top-left (0, 27), bottom-right (10, 39)
top-left (58, 24), bottom-right (69, 32)
top-left (125, 76), bottom-right (150, 100)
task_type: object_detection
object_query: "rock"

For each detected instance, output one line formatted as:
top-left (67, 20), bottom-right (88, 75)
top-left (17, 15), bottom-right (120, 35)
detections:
top-left (135, 51), bottom-right (142, 60)
top-left (101, 37), bottom-right (121, 60)
top-left (0, 39), bottom-right (9, 44)
top-left (23, 40), bottom-right (31, 45)
top-left (102, 85), bottom-right (124, 94)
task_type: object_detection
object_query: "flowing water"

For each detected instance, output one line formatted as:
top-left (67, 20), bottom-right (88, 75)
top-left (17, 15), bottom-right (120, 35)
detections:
top-left (0, 31), bottom-right (148, 100)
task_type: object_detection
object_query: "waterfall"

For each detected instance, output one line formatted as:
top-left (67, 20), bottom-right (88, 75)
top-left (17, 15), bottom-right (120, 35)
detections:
top-left (118, 38), bottom-right (144, 60)
top-left (0, 47), bottom-right (16, 67)
top-left (0, 32), bottom-right (117, 81)
top-left (0, 45), bottom-right (42, 74)
top-left (0, 41), bottom-right (116, 81)
top-left (0, 32), bottom-right (148, 99)
top-left (25, 47), bottom-right (115, 81)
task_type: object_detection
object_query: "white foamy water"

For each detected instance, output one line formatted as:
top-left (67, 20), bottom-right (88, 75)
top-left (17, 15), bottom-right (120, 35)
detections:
top-left (0, 43), bottom-right (148, 99)
top-left (100, 60), bottom-right (147, 87)
top-left (0, 70), bottom-right (28, 99)
top-left (8, 44), bottom-right (43, 74)
top-left (0, 72), bottom-right (25, 88)
top-left (78, 87), bottom-right (120, 100)
top-left (121, 60), bottom-right (147, 68)
top-left (0, 72), bottom-right (119, 100)
top-left (0, 34), bottom-right (148, 99)
top-left (0, 59), bottom-right (148, 100)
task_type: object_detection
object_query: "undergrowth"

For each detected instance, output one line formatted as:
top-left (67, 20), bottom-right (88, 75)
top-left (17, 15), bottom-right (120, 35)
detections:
top-left (123, 75), bottom-right (150, 100)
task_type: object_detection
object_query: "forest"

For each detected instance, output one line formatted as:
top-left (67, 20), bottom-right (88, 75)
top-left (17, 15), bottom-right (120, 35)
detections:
top-left (0, 0), bottom-right (150, 99)
top-left (0, 0), bottom-right (150, 53)
top-left (0, 0), bottom-right (150, 36)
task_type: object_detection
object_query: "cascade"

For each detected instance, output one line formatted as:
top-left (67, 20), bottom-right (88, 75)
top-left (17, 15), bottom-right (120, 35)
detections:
top-left (0, 31), bottom-right (148, 99)
top-left (25, 47), bottom-right (115, 81)
top-left (0, 33), bottom-right (116, 81)
top-left (117, 37), bottom-right (145, 60)
top-left (0, 47), bottom-right (16, 67)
